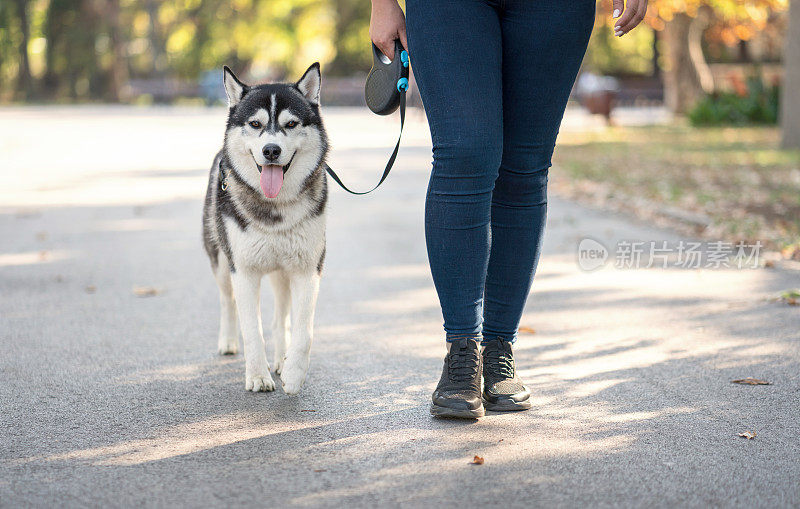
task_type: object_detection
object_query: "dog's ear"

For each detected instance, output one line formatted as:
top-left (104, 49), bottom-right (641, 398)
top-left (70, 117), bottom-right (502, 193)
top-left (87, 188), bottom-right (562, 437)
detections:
top-left (296, 62), bottom-right (321, 106)
top-left (223, 66), bottom-right (248, 107)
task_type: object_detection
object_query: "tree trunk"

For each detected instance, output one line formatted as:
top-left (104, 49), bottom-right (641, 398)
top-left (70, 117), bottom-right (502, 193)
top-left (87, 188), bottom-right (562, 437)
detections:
top-left (14, 0), bottom-right (32, 100)
top-left (146, 0), bottom-right (166, 76)
top-left (43, 0), bottom-right (67, 99)
top-left (782, 0), bottom-right (800, 149)
top-left (327, 0), bottom-right (364, 76)
top-left (688, 6), bottom-right (714, 95)
top-left (651, 29), bottom-right (661, 79)
top-left (105, 0), bottom-right (128, 101)
top-left (663, 12), bottom-right (704, 113)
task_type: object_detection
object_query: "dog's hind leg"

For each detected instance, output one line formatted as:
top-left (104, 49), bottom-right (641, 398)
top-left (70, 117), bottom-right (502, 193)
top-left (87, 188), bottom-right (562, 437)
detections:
top-left (280, 271), bottom-right (320, 395)
top-left (231, 270), bottom-right (276, 392)
top-left (268, 271), bottom-right (291, 375)
top-left (214, 257), bottom-right (240, 355)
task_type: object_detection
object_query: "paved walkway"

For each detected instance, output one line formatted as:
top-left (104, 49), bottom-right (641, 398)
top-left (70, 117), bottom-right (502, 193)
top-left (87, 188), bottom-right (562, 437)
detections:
top-left (1, 106), bottom-right (798, 508)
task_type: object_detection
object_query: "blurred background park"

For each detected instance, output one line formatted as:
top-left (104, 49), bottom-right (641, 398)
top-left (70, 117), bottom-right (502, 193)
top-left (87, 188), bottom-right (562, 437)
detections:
top-left (2, 0), bottom-right (800, 257)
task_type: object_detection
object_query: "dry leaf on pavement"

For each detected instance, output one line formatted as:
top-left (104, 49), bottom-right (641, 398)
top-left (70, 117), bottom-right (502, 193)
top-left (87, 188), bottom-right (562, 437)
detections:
top-left (731, 378), bottom-right (771, 385)
top-left (133, 286), bottom-right (161, 297)
top-left (738, 431), bottom-right (756, 440)
top-left (518, 326), bottom-right (537, 334)
top-left (470, 455), bottom-right (484, 465)
top-left (779, 289), bottom-right (800, 306)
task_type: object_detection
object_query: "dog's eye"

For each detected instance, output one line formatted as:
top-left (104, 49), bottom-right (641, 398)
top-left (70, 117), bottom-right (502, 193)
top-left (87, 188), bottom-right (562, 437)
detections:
top-left (285, 121), bottom-right (298, 129)
top-left (248, 120), bottom-right (262, 129)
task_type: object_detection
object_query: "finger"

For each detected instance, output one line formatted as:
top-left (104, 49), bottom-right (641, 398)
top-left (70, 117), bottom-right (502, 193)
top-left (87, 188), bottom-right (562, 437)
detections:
top-left (399, 27), bottom-right (408, 55)
top-left (612, 0), bottom-right (624, 19)
top-left (614, 0), bottom-right (639, 36)
top-left (617, 0), bottom-right (647, 35)
top-left (375, 38), bottom-right (394, 59)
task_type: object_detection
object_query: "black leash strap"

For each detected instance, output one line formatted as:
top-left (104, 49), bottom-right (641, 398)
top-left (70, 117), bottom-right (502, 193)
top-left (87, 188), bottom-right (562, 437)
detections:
top-left (324, 92), bottom-right (405, 195)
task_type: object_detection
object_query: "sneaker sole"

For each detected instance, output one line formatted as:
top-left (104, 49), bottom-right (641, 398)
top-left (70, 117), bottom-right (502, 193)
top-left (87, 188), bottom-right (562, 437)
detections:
top-left (483, 398), bottom-right (532, 412)
top-left (430, 404), bottom-right (485, 419)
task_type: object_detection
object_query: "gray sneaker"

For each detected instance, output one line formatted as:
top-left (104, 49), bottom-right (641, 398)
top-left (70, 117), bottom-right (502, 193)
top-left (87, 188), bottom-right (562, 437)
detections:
top-left (482, 339), bottom-right (531, 411)
top-left (430, 338), bottom-right (485, 418)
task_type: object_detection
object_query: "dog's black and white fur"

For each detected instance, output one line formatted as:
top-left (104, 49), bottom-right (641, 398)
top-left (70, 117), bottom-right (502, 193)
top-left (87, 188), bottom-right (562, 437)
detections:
top-left (202, 63), bottom-right (328, 393)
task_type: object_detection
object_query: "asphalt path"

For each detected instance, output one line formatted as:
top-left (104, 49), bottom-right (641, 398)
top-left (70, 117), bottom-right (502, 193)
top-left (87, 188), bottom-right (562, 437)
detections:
top-left (1, 106), bottom-right (798, 508)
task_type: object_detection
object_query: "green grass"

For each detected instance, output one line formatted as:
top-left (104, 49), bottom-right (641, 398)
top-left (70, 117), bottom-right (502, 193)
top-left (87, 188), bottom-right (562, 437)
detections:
top-left (552, 125), bottom-right (800, 254)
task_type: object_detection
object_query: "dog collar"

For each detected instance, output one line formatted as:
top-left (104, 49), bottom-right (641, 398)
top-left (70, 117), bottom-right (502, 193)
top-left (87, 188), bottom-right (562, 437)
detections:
top-left (219, 159), bottom-right (228, 191)
top-left (219, 160), bottom-right (229, 191)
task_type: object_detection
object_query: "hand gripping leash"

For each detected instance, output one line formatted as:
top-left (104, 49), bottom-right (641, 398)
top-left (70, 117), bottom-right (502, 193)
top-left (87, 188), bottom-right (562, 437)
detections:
top-left (324, 40), bottom-right (409, 195)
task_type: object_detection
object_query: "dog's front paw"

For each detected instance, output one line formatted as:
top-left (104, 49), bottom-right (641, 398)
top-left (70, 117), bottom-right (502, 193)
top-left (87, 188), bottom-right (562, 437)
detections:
top-left (218, 338), bottom-right (239, 355)
top-left (246, 372), bottom-right (276, 392)
top-left (273, 354), bottom-right (285, 375)
top-left (280, 357), bottom-right (309, 395)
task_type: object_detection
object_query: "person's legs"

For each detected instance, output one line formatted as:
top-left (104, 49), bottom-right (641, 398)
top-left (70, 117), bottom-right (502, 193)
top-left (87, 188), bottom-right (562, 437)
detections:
top-left (481, 0), bottom-right (596, 343)
top-left (405, 0), bottom-right (503, 343)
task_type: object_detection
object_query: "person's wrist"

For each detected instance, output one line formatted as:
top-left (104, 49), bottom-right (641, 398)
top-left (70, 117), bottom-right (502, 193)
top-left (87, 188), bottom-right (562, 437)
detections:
top-left (371, 0), bottom-right (398, 8)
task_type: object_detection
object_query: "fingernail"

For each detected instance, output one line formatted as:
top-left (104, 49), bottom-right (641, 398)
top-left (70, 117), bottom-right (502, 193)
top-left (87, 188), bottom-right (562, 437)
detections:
top-left (613, 9), bottom-right (620, 17)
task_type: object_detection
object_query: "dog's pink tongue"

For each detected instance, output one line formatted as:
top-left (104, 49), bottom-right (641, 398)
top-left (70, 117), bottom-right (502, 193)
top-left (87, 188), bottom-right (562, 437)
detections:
top-left (260, 165), bottom-right (283, 198)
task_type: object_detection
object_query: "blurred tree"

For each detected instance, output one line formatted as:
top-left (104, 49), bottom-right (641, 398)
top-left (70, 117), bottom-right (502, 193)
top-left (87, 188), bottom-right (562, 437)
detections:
top-left (782, 0), bottom-right (800, 148)
top-left (12, 0), bottom-right (32, 100)
top-left (42, 0), bottom-right (71, 98)
top-left (0, 0), bottom-right (790, 107)
top-left (105, 0), bottom-right (129, 101)
top-left (327, 0), bottom-right (370, 76)
top-left (584, 18), bottom-right (657, 77)
top-left (648, 0), bottom-right (788, 112)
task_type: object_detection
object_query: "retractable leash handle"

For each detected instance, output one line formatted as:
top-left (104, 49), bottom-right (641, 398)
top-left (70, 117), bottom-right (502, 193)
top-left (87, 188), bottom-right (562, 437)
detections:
top-left (365, 40), bottom-right (409, 115)
top-left (324, 40), bottom-right (409, 195)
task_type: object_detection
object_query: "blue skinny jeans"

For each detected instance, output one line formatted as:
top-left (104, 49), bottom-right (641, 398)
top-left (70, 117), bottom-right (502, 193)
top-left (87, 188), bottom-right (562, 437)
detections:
top-left (405, 0), bottom-right (595, 343)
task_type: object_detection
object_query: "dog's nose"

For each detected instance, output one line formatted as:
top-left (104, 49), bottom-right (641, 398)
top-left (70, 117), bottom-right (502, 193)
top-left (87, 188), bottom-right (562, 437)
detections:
top-left (262, 144), bottom-right (282, 161)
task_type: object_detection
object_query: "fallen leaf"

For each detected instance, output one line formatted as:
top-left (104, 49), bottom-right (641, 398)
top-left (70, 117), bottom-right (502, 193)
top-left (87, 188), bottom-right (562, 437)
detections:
top-left (518, 326), bottom-right (537, 334)
top-left (300, 409), bottom-right (316, 412)
top-left (313, 469), bottom-right (326, 473)
top-left (731, 378), bottom-right (771, 385)
top-left (763, 260), bottom-right (775, 268)
top-left (470, 455), bottom-right (484, 465)
top-left (133, 286), bottom-right (161, 297)
top-left (738, 431), bottom-right (756, 440)
top-left (85, 285), bottom-right (97, 294)
top-left (780, 289), bottom-right (800, 306)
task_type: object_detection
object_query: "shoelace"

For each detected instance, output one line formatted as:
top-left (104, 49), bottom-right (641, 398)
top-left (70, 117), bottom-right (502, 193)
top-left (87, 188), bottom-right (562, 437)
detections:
top-left (484, 343), bottom-right (515, 380)
top-left (448, 345), bottom-right (480, 382)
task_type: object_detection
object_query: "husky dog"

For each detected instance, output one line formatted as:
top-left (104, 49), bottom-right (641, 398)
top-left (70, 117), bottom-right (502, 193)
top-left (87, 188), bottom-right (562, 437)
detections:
top-left (202, 63), bottom-right (328, 394)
